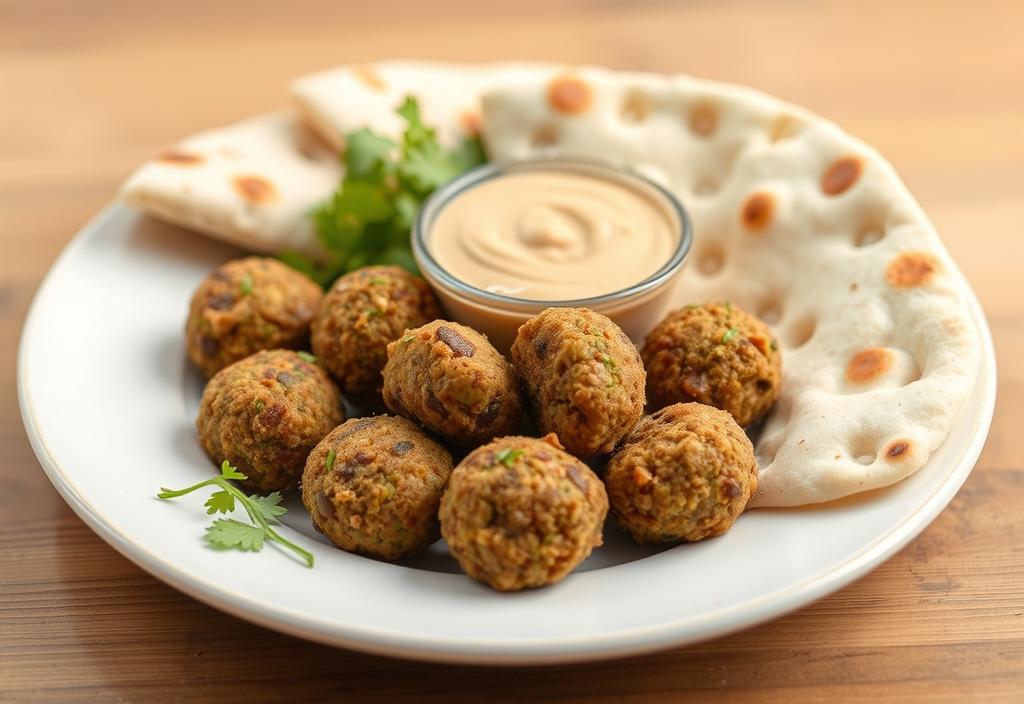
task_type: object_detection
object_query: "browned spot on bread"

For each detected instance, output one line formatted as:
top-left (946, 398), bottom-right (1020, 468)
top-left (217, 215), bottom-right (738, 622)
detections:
top-left (621, 91), bottom-right (651, 122)
top-left (885, 440), bottom-right (911, 460)
top-left (822, 156), bottom-right (863, 196)
top-left (156, 149), bottom-right (202, 166)
top-left (886, 251), bottom-right (940, 288)
top-left (741, 191), bottom-right (775, 232)
top-left (459, 109), bottom-right (482, 136)
top-left (943, 317), bottom-right (967, 337)
top-left (768, 113), bottom-right (801, 142)
top-left (353, 64), bottom-right (386, 91)
top-left (846, 348), bottom-right (892, 384)
top-left (531, 124), bottom-right (559, 147)
top-left (689, 102), bottom-right (718, 136)
top-left (232, 175), bottom-right (277, 204)
top-left (547, 75), bottom-right (592, 114)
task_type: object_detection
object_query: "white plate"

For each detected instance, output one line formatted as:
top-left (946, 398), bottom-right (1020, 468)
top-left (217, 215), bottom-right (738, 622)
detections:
top-left (19, 205), bottom-right (996, 665)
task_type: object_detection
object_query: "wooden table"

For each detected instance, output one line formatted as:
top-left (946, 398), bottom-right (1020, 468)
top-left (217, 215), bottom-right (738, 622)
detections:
top-left (2, 1), bottom-right (1021, 701)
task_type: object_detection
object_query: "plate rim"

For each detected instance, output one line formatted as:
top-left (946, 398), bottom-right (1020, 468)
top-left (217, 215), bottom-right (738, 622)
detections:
top-left (17, 204), bottom-right (998, 665)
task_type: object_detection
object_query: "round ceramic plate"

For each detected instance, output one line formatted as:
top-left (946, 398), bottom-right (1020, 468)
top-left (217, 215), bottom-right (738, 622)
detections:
top-left (19, 205), bottom-right (995, 665)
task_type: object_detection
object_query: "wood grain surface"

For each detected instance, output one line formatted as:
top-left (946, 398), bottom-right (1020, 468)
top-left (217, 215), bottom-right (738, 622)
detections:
top-left (2, 1), bottom-right (1022, 701)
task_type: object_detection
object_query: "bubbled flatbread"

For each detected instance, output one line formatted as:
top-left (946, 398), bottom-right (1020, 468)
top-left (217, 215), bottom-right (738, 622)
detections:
top-left (290, 61), bottom-right (552, 150)
top-left (120, 113), bottom-right (339, 259)
top-left (480, 67), bottom-right (980, 507)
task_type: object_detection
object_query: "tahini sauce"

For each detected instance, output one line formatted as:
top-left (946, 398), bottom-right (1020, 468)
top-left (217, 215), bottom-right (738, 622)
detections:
top-left (429, 170), bottom-right (677, 301)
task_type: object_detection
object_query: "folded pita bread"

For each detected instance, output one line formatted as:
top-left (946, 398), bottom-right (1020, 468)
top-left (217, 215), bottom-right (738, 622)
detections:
top-left (290, 61), bottom-right (553, 150)
top-left (122, 63), bottom-right (550, 258)
top-left (120, 112), bottom-right (339, 259)
top-left (480, 67), bottom-right (980, 506)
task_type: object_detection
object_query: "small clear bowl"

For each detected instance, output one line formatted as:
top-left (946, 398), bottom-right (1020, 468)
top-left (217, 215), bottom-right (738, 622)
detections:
top-left (412, 158), bottom-right (693, 352)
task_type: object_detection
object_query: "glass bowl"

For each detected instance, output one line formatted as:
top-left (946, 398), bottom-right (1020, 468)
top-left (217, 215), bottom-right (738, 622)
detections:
top-left (412, 158), bottom-right (693, 352)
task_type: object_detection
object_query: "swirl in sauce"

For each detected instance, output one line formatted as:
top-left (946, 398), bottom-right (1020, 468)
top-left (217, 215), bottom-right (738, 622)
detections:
top-left (429, 170), bottom-right (677, 301)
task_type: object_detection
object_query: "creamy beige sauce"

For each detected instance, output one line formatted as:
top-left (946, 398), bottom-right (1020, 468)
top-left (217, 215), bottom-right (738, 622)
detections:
top-left (429, 170), bottom-right (677, 301)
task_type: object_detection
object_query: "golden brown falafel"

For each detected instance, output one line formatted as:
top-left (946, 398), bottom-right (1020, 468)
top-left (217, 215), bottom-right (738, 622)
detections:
top-left (642, 301), bottom-right (781, 427)
top-left (311, 266), bottom-right (441, 402)
top-left (382, 320), bottom-right (523, 446)
top-left (511, 307), bottom-right (645, 458)
top-left (605, 402), bottom-right (757, 544)
top-left (186, 257), bottom-right (322, 378)
top-left (439, 434), bottom-right (608, 591)
top-left (302, 415), bottom-right (453, 561)
top-left (196, 349), bottom-right (344, 493)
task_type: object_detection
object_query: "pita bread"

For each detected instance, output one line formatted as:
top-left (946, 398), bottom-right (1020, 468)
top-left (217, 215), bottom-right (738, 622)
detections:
top-left (120, 112), bottom-right (339, 259)
top-left (480, 67), bottom-right (980, 506)
top-left (290, 61), bottom-right (553, 150)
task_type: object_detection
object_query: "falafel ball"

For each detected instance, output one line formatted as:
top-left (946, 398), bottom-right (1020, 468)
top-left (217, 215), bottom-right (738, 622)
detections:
top-left (311, 266), bottom-right (441, 401)
top-left (642, 302), bottom-right (781, 427)
top-left (302, 415), bottom-right (453, 561)
top-left (186, 257), bottom-right (323, 378)
top-left (382, 320), bottom-right (523, 446)
top-left (196, 349), bottom-right (344, 493)
top-left (439, 434), bottom-right (608, 591)
top-left (511, 307), bottom-right (645, 458)
top-left (605, 402), bottom-right (757, 544)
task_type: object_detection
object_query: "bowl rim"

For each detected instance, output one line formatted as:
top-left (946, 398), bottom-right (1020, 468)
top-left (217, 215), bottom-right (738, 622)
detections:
top-left (412, 157), bottom-right (693, 311)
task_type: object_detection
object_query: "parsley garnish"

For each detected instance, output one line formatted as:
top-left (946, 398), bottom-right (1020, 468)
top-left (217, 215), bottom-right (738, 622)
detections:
top-left (495, 448), bottom-right (524, 467)
top-left (239, 274), bottom-right (254, 296)
top-left (722, 327), bottom-right (740, 344)
top-left (157, 461), bottom-right (313, 567)
top-left (770, 339), bottom-right (778, 351)
top-left (283, 97), bottom-right (486, 287)
top-left (369, 277), bottom-right (388, 285)
top-left (325, 448), bottom-right (337, 472)
top-left (365, 308), bottom-right (381, 319)
top-left (401, 335), bottom-right (415, 344)
top-left (297, 351), bottom-right (317, 363)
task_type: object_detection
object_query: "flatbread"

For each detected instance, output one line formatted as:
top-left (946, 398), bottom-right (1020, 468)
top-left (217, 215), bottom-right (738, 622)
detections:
top-left (290, 61), bottom-right (552, 150)
top-left (120, 112), bottom-right (339, 259)
top-left (480, 67), bottom-right (980, 506)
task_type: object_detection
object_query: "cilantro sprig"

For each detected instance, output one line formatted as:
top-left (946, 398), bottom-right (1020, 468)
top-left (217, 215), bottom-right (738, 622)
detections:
top-left (284, 96), bottom-right (486, 287)
top-left (157, 461), bottom-right (313, 567)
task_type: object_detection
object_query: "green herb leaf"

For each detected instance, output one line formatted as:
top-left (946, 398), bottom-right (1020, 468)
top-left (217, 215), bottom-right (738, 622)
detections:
top-left (325, 448), bottom-right (337, 472)
top-left (205, 519), bottom-right (266, 552)
top-left (344, 128), bottom-right (396, 178)
top-left (157, 460), bottom-right (313, 567)
top-left (248, 492), bottom-right (287, 522)
top-left (239, 274), bottom-right (254, 296)
top-left (495, 448), bottom-right (524, 467)
top-left (219, 460), bottom-right (247, 481)
top-left (204, 490), bottom-right (235, 515)
top-left (293, 96), bottom-right (486, 289)
top-left (297, 351), bottom-right (317, 363)
top-left (401, 335), bottom-right (415, 344)
top-left (722, 327), bottom-right (740, 344)
top-left (368, 277), bottom-right (388, 285)
top-left (770, 339), bottom-right (778, 351)
top-left (365, 308), bottom-right (381, 319)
